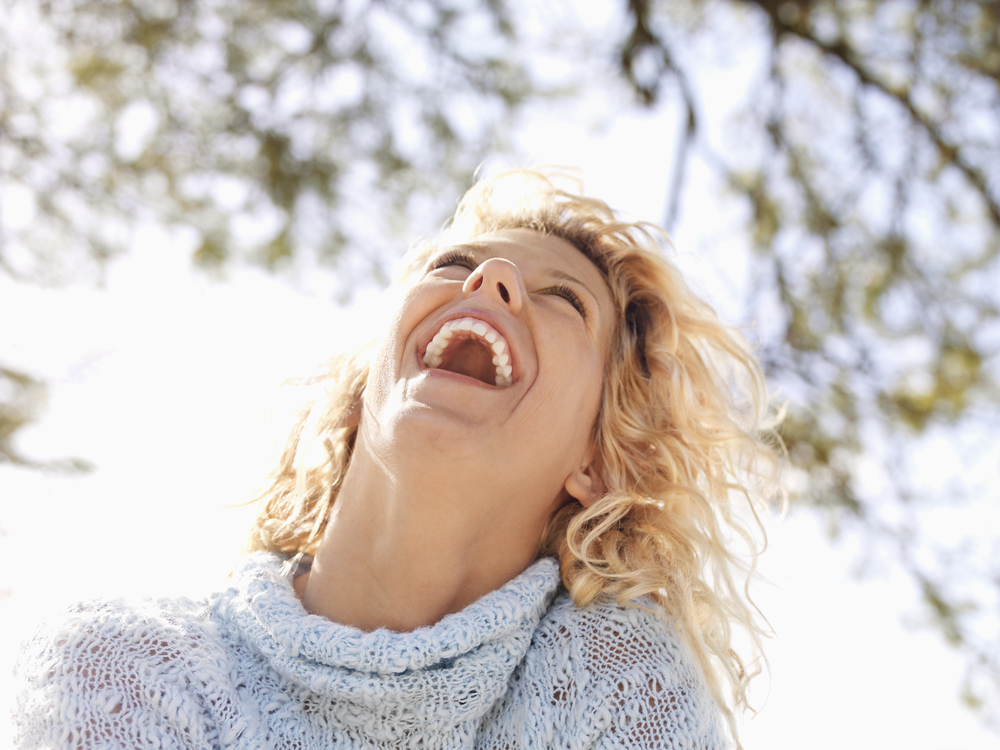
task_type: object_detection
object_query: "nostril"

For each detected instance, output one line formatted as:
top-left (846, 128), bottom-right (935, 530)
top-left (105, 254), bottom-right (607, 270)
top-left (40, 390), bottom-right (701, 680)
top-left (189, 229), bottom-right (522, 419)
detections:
top-left (472, 276), bottom-right (483, 292)
top-left (497, 282), bottom-right (510, 303)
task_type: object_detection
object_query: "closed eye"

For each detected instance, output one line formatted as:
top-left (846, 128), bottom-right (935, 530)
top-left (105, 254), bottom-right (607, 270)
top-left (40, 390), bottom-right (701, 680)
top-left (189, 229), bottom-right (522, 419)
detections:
top-left (540, 284), bottom-right (586, 318)
top-left (429, 250), bottom-right (477, 273)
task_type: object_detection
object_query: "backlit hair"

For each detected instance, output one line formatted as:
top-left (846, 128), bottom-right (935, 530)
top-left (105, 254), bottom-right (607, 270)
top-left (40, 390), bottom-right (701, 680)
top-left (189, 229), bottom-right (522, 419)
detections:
top-left (246, 169), bottom-right (782, 745)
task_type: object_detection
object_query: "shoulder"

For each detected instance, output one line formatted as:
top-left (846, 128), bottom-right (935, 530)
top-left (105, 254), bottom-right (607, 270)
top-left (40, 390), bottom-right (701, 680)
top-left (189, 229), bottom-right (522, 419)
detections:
top-left (14, 593), bottom-right (238, 749)
top-left (538, 590), bottom-right (707, 687)
top-left (522, 590), bottom-right (727, 749)
top-left (17, 594), bottom-right (222, 684)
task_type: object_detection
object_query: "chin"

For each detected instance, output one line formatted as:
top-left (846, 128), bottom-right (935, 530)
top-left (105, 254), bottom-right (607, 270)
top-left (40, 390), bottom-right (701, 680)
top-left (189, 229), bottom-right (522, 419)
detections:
top-left (367, 401), bottom-right (498, 462)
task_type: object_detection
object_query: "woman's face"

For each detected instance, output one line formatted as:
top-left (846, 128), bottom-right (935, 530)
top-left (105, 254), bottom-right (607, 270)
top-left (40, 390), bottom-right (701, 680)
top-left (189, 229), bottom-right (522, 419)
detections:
top-left (362, 227), bottom-right (614, 516)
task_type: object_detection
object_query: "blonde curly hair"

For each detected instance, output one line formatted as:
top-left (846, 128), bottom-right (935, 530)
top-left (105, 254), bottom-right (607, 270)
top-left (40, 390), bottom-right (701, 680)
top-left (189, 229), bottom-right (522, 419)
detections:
top-left (246, 169), bottom-right (781, 742)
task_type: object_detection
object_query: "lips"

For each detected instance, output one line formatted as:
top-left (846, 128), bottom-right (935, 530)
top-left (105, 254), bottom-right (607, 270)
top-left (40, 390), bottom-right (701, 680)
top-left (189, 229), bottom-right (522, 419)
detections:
top-left (422, 316), bottom-right (514, 387)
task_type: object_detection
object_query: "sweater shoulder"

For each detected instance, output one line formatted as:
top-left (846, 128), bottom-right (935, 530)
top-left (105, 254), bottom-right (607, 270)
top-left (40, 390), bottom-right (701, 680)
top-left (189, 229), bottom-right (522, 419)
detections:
top-left (14, 592), bottom-right (242, 749)
top-left (16, 593), bottom-right (223, 686)
top-left (523, 591), bottom-right (727, 749)
top-left (538, 591), bottom-right (705, 685)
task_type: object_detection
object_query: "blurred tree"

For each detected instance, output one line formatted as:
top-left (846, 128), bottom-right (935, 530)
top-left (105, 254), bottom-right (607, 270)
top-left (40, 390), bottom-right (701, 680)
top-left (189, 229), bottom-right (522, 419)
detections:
top-left (2, 0), bottom-right (998, 727)
top-left (0, 367), bottom-right (90, 471)
top-left (1, 0), bottom-right (537, 284)
top-left (610, 0), bottom-right (1000, 725)
top-left (1, 0), bottom-right (544, 469)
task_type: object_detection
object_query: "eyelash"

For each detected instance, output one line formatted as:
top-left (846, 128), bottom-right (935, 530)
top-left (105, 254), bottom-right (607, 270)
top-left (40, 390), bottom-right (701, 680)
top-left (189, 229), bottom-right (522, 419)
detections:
top-left (430, 251), bottom-right (477, 272)
top-left (429, 252), bottom-right (587, 319)
top-left (541, 284), bottom-right (587, 318)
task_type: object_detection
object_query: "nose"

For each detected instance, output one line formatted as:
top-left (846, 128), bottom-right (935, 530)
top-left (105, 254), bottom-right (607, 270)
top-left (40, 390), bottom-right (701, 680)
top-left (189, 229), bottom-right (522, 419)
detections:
top-left (461, 258), bottom-right (524, 315)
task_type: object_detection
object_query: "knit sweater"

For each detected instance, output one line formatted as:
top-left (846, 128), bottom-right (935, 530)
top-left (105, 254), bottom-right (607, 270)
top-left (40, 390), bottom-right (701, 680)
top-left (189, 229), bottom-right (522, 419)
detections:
top-left (13, 554), bottom-right (725, 749)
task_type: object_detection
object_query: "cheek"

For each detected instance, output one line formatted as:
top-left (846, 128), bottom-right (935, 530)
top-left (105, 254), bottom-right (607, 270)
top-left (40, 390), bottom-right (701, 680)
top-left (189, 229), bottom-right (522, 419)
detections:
top-left (560, 332), bottom-right (606, 399)
top-left (363, 296), bottom-right (422, 406)
top-left (373, 286), bottom-right (440, 366)
top-left (358, 350), bottom-right (392, 436)
top-left (566, 347), bottom-right (607, 445)
top-left (536, 339), bottom-right (605, 435)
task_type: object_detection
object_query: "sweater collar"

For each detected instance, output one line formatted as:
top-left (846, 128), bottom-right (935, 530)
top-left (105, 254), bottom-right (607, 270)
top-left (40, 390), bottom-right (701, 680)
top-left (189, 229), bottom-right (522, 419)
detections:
top-left (219, 552), bottom-right (561, 747)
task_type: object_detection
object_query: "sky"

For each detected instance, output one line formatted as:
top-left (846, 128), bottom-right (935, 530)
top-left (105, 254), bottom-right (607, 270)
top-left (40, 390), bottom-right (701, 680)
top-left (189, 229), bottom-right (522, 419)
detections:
top-left (2, 4), bottom-right (999, 748)
top-left (2, 98), bottom-right (998, 750)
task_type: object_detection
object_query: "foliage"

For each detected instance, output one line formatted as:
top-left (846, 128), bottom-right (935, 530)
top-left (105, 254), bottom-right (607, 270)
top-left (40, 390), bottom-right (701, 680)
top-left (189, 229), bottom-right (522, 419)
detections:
top-left (1, 0), bottom-right (537, 284)
top-left (614, 0), bottom-right (1000, 722)
top-left (2, 0), bottom-right (999, 726)
top-left (0, 0), bottom-right (544, 470)
top-left (0, 367), bottom-right (91, 472)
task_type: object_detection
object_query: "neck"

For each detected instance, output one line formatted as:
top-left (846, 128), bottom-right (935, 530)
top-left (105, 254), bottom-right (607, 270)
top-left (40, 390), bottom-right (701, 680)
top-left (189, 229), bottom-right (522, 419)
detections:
top-left (296, 445), bottom-right (553, 632)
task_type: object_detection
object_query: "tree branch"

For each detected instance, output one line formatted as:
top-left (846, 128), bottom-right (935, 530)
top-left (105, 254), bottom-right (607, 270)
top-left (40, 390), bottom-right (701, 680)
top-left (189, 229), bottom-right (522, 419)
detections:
top-left (621, 0), bottom-right (699, 230)
top-left (746, 0), bottom-right (1000, 228)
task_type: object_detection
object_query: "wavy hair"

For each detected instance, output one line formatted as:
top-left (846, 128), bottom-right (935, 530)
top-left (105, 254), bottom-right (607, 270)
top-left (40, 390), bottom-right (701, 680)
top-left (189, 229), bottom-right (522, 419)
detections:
top-left (246, 169), bottom-right (782, 744)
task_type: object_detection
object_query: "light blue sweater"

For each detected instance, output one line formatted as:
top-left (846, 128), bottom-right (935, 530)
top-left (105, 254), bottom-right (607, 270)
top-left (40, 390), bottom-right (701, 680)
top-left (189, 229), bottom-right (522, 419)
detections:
top-left (14, 554), bottom-right (725, 749)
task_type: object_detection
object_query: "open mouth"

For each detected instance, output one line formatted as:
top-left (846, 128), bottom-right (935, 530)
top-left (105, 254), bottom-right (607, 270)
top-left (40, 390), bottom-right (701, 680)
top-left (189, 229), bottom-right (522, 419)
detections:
top-left (423, 317), bottom-right (513, 387)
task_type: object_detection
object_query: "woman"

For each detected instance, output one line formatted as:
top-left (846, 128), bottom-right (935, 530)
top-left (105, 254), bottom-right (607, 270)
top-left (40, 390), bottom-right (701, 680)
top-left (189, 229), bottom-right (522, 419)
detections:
top-left (15, 169), bottom-right (779, 749)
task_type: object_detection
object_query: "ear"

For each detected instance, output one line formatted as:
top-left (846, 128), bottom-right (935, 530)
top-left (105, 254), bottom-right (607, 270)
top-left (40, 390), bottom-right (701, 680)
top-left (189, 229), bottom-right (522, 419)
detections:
top-left (342, 393), bottom-right (363, 429)
top-left (563, 458), bottom-right (603, 508)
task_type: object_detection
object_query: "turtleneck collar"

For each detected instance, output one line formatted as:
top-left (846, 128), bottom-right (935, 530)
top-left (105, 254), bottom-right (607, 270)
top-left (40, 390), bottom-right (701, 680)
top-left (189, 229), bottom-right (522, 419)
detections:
top-left (215, 553), bottom-right (561, 748)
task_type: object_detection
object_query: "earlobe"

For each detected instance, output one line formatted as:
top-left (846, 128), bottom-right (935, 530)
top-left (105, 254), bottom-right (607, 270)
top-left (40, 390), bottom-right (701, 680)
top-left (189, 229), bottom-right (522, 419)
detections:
top-left (342, 394), bottom-right (363, 429)
top-left (564, 463), bottom-right (602, 508)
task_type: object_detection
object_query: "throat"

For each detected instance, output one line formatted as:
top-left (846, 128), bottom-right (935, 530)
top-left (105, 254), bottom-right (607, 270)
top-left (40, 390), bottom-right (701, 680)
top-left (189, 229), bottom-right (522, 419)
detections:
top-left (437, 337), bottom-right (497, 385)
top-left (298, 445), bottom-right (544, 631)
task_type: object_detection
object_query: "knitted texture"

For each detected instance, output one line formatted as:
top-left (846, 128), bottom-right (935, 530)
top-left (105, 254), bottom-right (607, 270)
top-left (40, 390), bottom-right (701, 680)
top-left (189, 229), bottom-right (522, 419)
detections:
top-left (14, 554), bottom-right (725, 749)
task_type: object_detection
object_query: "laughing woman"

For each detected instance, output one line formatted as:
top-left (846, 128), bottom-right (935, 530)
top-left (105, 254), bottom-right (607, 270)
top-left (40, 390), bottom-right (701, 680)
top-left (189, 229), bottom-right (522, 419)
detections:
top-left (15, 170), bottom-right (780, 749)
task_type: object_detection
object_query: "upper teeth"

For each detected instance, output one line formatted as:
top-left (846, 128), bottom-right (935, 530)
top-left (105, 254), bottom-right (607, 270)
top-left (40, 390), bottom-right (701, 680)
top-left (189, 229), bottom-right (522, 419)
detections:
top-left (423, 316), bottom-right (513, 387)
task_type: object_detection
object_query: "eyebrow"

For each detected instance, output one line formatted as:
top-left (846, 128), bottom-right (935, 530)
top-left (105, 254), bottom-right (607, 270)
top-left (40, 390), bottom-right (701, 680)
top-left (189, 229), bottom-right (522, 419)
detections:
top-left (458, 242), bottom-right (488, 254)
top-left (543, 268), bottom-right (602, 308)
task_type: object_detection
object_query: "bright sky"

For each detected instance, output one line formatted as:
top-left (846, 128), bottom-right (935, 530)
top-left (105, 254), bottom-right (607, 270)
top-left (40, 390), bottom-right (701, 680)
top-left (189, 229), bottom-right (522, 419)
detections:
top-left (2, 102), bottom-right (997, 750)
top-left (1, 7), bottom-right (998, 749)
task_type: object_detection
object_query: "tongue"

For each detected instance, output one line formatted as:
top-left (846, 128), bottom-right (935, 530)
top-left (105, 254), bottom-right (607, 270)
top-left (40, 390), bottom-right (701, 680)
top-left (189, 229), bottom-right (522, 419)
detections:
top-left (439, 337), bottom-right (497, 385)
